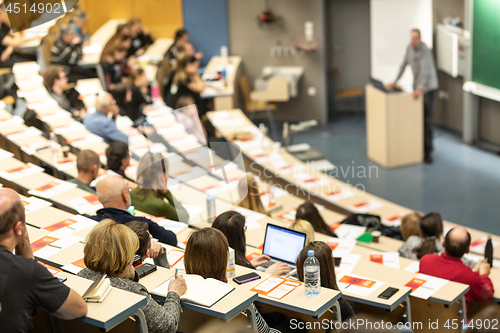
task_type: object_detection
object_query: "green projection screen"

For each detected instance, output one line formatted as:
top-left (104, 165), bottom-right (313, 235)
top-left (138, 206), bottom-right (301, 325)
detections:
top-left (472, 0), bottom-right (500, 90)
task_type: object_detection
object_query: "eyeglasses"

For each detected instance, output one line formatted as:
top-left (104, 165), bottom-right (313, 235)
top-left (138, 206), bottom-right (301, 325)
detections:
top-left (244, 225), bottom-right (248, 232)
top-left (127, 187), bottom-right (132, 192)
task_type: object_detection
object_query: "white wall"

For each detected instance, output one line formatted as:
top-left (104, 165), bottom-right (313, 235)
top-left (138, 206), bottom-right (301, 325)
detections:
top-left (370, 0), bottom-right (433, 92)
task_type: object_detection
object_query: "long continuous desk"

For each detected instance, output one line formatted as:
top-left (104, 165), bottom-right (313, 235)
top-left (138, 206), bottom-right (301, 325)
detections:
top-left (206, 109), bottom-right (500, 260)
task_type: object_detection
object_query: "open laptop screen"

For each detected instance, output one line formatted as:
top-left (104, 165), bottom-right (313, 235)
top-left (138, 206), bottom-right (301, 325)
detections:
top-left (262, 224), bottom-right (307, 265)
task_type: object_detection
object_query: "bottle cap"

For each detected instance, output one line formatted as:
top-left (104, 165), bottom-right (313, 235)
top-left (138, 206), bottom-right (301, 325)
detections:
top-left (206, 195), bottom-right (215, 201)
top-left (487, 233), bottom-right (492, 239)
top-left (308, 250), bottom-right (314, 257)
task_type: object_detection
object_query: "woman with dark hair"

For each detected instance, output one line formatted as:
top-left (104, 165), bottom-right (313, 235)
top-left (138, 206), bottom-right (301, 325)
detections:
top-left (130, 152), bottom-right (188, 222)
top-left (127, 68), bottom-right (152, 125)
top-left (105, 141), bottom-right (134, 182)
top-left (398, 212), bottom-right (443, 260)
top-left (165, 55), bottom-right (206, 115)
top-left (184, 228), bottom-right (282, 333)
top-left (296, 242), bottom-right (354, 322)
top-left (110, 83), bottom-right (132, 116)
top-left (296, 202), bottom-right (337, 238)
top-left (212, 211), bottom-right (290, 276)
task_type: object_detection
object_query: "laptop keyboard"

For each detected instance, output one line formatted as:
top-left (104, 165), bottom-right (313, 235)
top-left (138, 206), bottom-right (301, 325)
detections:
top-left (262, 259), bottom-right (294, 271)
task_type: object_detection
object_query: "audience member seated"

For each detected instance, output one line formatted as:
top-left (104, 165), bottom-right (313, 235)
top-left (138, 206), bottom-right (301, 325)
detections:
top-left (400, 211), bottom-right (423, 241)
top-left (399, 212), bottom-right (443, 260)
top-left (289, 219), bottom-right (315, 245)
top-left (420, 227), bottom-right (494, 303)
top-left (0, 188), bottom-right (87, 331)
top-left (237, 174), bottom-right (268, 215)
top-left (102, 24), bottom-right (132, 62)
top-left (165, 28), bottom-right (189, 67)
top-left (91, 175), bottom-right (178, 246)
top-left (84, 92), bottom-right (128, 143)
top-left (184, 228), bottom-right (283, 333)
top-left (110, 83), bottom-right (132, 116)
top-left (296, 241), bottom-right (355, 322)
top-left (177, 42), bottom-right (203, 62)
top-left (101, 43), bottom-right (129, 91)
top-left (105, 141), bottom-right (133, 181)
top-left (127, 18), bottom-right (153, 57)
top-left (42, 65), bottom-right (87, 121)
top-left (51, 25), bottom-right (94, 82)
top-left (127, 68), bottom-right (152, 126)
top-left (165, 56), bottom-right (206, 115)
top-left (0, 7), bottom-right (38, 68)
top-left (67, 149), bottom-right (100, 193)
top-left (77, 219), bottom-right (186, 333)
top-left (130, 152), bottom-right (188, 222)
top-left (212, 211), bottom-right (290, 276)
top-left (126, 220), bottom-right (169, 268)
top-left (296, 202), bottom-right (337, 238)
top-left (70, 11), bottom-right (89, 44)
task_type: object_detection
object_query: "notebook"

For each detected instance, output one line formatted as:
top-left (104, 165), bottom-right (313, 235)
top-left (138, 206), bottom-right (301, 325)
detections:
top-left (257, 224), bottom-right (307, 275)
top-left (152, 274), bottom-right (234, 307)
top-left (82, 274), bottom-right (112, 303)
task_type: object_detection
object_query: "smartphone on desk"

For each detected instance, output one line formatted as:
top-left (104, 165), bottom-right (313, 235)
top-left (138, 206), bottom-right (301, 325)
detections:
top-left (378, 287), bottom-right (399, 300)
top-left (233, 272), bottom-right (260, 284)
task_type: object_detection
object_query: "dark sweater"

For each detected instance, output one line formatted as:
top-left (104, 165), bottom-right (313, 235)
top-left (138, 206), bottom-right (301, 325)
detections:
top-left (90, 207), bottom-right (177, 246)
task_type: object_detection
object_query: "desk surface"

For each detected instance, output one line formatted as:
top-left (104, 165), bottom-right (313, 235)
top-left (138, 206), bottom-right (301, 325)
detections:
top-left (231, 264), bottom-right (341, 318)
top-left (58, 272), bottom-right (147, 330)
top-left (139, 266), bottom-right (258, 321)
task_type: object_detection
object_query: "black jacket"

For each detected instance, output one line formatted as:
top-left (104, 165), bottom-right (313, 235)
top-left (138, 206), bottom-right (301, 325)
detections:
top-left (90, 207), bottom-right (177, 246)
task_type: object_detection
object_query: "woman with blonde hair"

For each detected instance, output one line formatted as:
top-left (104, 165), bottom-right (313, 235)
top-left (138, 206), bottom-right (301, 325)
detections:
top-left (77, 219), bottom-right (187, 333)
top-left (238, 175), bottom-right (268, 215)
top-left (400, 211), bottom-right (424, 241)
top-left (130, 152), bottom-right (189, 222)
top-left (289, 219), bottom-right (315, 245)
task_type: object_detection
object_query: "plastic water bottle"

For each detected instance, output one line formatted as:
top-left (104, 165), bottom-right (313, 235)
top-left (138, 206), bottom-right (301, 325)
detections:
top-left (207, 195), bottom-right (216, 223)
top-left (304, 250), bottom-right (320, 296)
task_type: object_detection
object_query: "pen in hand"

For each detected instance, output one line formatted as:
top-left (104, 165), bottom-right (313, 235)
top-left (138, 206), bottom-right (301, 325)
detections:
top-left (175, 268), bottom-right (178, 279)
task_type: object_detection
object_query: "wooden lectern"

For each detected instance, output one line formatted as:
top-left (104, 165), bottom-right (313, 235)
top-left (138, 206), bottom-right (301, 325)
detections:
top-left (366, 85), bottom-right (423, 168)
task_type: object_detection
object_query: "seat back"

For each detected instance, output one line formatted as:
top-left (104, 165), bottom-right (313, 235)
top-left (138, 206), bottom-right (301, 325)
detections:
top-left (239, 75), bottom-right (253, 111)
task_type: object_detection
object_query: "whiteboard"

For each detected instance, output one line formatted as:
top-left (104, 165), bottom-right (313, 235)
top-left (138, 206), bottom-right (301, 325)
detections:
top-left (370, 0), bottom-right (433, 92)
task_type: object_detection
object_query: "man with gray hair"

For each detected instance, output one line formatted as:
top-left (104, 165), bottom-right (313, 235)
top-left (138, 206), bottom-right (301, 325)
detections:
top-left (89, 175), bottom-right (178, 246)
top-left (83, 92), bottom-right (128, 143)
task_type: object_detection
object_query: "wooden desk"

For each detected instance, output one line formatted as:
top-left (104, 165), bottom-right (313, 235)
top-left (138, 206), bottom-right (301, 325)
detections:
top-left (140, 267), bottom-right (259, 322)
top-left (143, 38), bottom-right (174, 59)
top-left (57, 272), bottom-right (148, 332)
top-left (26, 206), bottom-right (75, 229)
top-left (231, 264), bottom-right (341, 318)
top-left (202, 56), bottom-right (242, 111)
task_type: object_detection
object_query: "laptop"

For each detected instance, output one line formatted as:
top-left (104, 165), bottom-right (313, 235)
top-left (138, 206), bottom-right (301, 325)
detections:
top-left (256, 224), bottom-right (307, 276)
top-left (370, 77), bottom-right (402, 93)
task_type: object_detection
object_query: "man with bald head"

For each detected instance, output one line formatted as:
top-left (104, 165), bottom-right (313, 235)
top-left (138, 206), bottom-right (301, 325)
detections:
top-left (83, 92), bottom-right (128, 144)
top-left (420, 227), bottom-right (494, 303)
top-left (0, 189), bottom-right (87, 332)
top-left (89, 175), bottom-right (177, 246)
